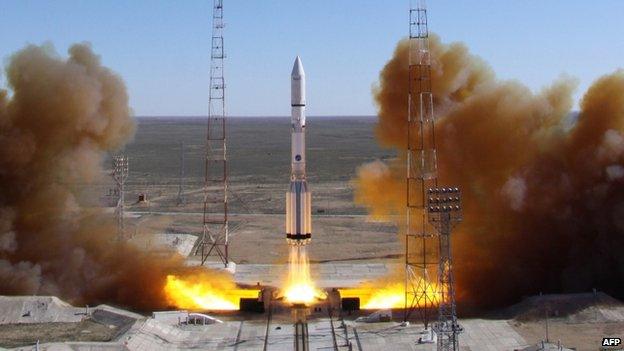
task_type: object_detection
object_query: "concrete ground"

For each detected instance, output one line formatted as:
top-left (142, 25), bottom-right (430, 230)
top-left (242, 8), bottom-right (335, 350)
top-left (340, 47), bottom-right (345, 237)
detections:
top-left (9, 292), bottom-right (623, 351)
top-left (2, 317), bottom-right (532, 351)
top-left (0, 296), bottom-right (86, 325)
top-left (3, 258), bottom-right (620, 350)
top-left (233, 262), bottom-right (398, 288)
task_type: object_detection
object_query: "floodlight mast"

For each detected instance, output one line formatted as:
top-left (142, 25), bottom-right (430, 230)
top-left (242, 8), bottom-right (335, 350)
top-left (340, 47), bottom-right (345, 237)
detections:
top-left (428, 188), bottom-right (463, 351)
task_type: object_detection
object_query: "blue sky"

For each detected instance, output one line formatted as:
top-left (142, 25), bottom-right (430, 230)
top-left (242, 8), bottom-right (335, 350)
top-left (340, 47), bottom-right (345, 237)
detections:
top-left (1, 1), bottom-right (622, 116)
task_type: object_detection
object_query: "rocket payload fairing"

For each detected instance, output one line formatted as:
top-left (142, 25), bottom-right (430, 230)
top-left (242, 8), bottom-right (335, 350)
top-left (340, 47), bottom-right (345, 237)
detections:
top-left (286, 56), bottom-right (311, 246)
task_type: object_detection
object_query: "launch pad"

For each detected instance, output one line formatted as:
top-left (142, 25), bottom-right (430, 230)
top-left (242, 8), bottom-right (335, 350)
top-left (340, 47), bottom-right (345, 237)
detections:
top-left (4, 292), bottom-right (616, 350)
top-left (0, 0), bottom-right (621, 348)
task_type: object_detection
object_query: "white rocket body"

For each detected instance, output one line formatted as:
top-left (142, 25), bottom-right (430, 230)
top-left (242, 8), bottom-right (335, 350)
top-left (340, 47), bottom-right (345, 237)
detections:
top-left (286, 56), bottom-right (311, 245)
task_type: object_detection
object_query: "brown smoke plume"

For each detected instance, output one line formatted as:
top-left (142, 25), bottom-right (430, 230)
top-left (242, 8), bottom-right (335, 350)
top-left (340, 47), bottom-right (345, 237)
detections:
top-left (0, 44), bottom-right (231, 310)
top-left (354, 35), bottom-right (624, 309)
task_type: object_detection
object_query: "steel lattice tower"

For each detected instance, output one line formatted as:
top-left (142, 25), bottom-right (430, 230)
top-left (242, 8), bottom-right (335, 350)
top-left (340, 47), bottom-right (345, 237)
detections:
top-left (112, 155), bottom-right (129, 241)
top-left (404, 0), bottom-right (439, 327)
top-left (428, 188), bottom-right (463, 351)
top-left (195, 0), bottom-right (229, 267)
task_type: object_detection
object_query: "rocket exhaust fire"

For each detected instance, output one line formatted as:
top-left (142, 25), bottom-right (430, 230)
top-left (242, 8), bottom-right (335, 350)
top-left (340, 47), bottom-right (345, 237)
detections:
top-left (353, 34), bottom-right (624, 310)
top-left (283, 245), bottom-right (325, 306)
top-left (339, 280), bottom-right (440, 310)
top-left (0, 43), bottom-right (240, 311)
top-left (164, 274), bottom-right (260, 311)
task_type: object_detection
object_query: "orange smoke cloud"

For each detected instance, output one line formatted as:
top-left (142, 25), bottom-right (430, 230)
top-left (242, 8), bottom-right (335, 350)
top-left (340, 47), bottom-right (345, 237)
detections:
top-left (0, 43), bottom-right (230, 311)
top-left (354, 35), bottom-right (624, 310)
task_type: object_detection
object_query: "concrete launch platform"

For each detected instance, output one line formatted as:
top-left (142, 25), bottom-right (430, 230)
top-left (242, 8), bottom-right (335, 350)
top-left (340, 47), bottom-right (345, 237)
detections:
top-left (233, 262), bottom-right (397, 288)
top-left (4, 293), bottom-right (620, 350)
top-left (1, 295), bottom-right (531, 351)
top-left (116, 318), bottom-right (531, 351)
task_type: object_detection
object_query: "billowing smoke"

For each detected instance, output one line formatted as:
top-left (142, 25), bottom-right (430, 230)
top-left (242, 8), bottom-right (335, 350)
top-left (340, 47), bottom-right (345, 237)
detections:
top-left (354, 35), bottom-right (624, 309)
top-left (0, 44), bottom-right (231, 310)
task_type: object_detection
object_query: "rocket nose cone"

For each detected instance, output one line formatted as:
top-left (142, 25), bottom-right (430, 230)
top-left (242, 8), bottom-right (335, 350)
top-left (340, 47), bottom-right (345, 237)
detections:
top-left (292, 56), bottom-right (305, 77)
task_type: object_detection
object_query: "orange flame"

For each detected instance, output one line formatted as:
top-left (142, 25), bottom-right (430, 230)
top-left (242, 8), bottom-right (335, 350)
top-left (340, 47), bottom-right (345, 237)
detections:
top-left (164, 274), bottom-right (259, 311)
top-left (339, 280), bottom-right (440, 309)
top-left (282, 246), bottom-right (326, 305)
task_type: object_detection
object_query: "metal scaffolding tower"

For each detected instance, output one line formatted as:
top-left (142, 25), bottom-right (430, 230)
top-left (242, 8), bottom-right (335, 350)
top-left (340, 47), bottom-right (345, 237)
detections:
top-left (195, 0), bottom-right (229, 267)
top-left (112, 155), bottom-right (129, 241)
top-left (404, 0), bottom-right (439, 327)
top-left (428, 188), bottom-right (463, 351)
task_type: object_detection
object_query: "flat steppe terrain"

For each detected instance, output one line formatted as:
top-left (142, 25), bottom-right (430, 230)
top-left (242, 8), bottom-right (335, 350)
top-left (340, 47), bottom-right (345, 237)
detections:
top-left (107, 116), bottom-right (399, 264)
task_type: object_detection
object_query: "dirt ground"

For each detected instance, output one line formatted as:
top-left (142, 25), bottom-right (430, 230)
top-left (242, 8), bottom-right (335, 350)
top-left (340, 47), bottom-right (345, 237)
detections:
top-left (99, 116), bottom-right (401, 265)
top-left (511, 320), bottom-right (624, 351)
top-left (124, 212), bottom-right (398, 264)
top-left (0, 320), bottom-right (117, 348)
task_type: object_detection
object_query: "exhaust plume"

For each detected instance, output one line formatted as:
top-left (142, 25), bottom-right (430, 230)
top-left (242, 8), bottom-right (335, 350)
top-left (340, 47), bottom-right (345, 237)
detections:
top-left (354, 35), bottom-right (624, 309)
top-left (0, 43), bottom-right (231, 310)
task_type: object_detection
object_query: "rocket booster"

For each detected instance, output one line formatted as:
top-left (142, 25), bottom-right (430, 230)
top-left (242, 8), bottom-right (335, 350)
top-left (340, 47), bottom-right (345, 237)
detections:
top-left (286, 56), bottom-right (311, 245)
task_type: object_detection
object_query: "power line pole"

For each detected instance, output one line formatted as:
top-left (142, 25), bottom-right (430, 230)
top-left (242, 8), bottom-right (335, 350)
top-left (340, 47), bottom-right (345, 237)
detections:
top-left (112, 155), bottom-right (129, 241)
top-left (177, 142), bottom-right (185, 206)
top-left (195, 0), bottom-right (229, 267)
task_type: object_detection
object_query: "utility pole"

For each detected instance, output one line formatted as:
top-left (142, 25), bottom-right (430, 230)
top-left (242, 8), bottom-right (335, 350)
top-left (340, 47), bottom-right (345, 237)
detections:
top-left (177, 142), bottom-right (185, 205)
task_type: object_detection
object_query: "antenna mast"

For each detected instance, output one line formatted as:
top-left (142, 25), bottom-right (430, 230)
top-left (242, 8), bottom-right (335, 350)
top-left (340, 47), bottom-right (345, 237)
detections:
top-left (195, 0), bottom-right (229, 267)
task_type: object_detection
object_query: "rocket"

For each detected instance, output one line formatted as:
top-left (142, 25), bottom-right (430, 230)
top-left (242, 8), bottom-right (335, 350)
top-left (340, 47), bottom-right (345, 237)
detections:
top-left (286, 56), bottom-right (311, 246)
